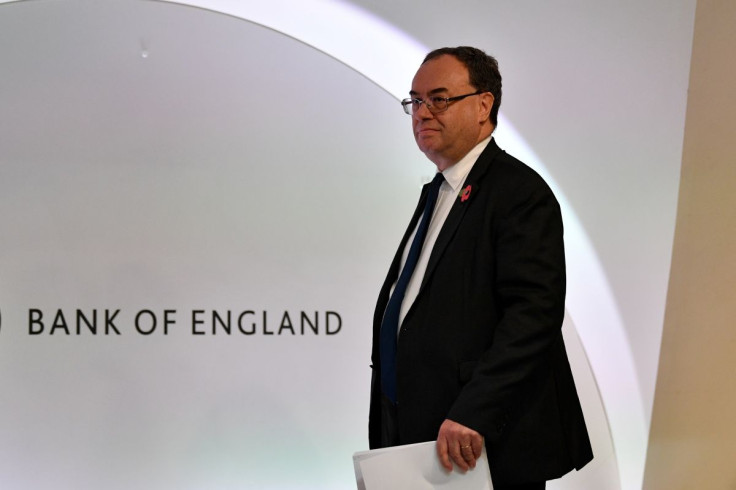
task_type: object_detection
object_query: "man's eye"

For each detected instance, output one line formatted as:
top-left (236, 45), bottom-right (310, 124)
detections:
top-left (429, 96), bottom-right (445, 105)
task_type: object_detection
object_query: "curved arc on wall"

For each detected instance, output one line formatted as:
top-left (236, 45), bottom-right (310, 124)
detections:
top-left (0, 0), bottom-right (647, 487)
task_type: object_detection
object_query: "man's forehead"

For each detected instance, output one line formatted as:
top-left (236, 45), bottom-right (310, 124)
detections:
top-left (411, 55), bottom-right (470, 94)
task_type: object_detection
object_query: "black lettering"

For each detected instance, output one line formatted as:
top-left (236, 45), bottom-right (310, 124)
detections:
top-left (238, 310), bottom-right (256, 335)
top-left (326, 311), bottom-right (342, 335)
top-left (192, 310), bottom-right (205, 335)
top-left (76, 309), bottom-right (97, 335)
top-left (279, 311), bottom-right (295, 335)
top-left (262, 311), bottom-right (273, 335)
top-left (163, 309), bottom-right (176, 335)
top-left (135, 309), bottom-right (156, 335)
top-left (50, 310), bottom-right (70, 335)
top-left (301, 311), bottom-right (319, 335)
top-left (29, 309), bottom-right (44, 335)
top-left (213, 310), bottom-right (231, 335)
top-left (105, 309), bottom-right (121, 335)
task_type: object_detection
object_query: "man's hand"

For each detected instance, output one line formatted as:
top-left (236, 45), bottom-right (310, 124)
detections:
top-left (436, 418), bottom-right (484, 472)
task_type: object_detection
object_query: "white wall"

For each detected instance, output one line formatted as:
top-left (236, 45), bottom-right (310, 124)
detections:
top-left (0, 1), bottom-right (696, 488)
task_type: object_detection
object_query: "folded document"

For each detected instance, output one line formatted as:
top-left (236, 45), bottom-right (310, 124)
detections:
top-left (353, 441), bottom-right (493, 489)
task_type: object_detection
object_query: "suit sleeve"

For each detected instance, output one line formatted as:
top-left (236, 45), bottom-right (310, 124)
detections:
top-left (446, 167), bottom-right (566, 443)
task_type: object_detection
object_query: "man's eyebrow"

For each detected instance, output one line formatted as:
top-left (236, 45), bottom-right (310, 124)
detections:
top-left (409, 87), bottom-right (449, 97)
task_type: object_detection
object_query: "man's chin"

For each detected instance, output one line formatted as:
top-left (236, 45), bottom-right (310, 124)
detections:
top-left (415, 136), bottom-right (441, 154)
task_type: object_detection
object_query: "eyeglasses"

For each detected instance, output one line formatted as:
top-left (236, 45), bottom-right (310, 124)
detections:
top-left (401, 90), bottom-right (482, 115)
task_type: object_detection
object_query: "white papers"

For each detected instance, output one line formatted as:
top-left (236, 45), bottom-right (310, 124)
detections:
top-left (353, 441), bottom-right (493, 490)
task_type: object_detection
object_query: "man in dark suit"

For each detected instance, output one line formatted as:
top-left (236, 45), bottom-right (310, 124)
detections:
top-left (369, 47), bottom-right (593, 489)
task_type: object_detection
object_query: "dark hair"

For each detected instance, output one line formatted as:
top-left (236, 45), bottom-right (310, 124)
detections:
top-left (423, 46), bottom-right (502, 126)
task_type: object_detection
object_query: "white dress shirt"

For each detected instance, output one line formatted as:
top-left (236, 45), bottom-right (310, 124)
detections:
top-left (393, 136), bottom-right (492, 334)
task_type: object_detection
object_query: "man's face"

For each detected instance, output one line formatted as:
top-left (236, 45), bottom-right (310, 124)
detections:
top-left (410, 55), bottom-right (491, 170)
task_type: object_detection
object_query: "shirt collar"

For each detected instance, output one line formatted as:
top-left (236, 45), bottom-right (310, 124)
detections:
top-left (440, 136), bottom-right (492, 192)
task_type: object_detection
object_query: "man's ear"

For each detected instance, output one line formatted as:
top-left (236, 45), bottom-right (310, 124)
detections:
top-left (478, 93), bottom-right (494, 123)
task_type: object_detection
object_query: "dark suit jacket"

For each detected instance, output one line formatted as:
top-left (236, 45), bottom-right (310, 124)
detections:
top-left (369, 138), bottom-right (593, 485)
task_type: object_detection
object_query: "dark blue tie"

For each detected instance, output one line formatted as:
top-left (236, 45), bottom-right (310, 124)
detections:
top-left (380, 172), bottom-right (444, 403)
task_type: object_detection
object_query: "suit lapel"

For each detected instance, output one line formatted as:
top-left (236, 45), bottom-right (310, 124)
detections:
top-left (419, 139), bottom-right (500, 291)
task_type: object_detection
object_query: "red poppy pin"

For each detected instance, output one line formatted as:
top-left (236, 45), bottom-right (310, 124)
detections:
top-left (459, 184), bottom-right (472, 202)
